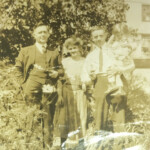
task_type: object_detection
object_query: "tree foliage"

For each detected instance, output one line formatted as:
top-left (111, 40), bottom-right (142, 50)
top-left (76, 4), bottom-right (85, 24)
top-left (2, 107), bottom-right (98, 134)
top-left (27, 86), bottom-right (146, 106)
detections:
top-left (0, 0), bottom-right (129, 62)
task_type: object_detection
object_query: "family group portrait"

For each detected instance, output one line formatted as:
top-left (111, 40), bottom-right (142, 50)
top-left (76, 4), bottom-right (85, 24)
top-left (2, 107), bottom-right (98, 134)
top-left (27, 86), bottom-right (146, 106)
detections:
top-left (0, 0), bottom-right (150, 150)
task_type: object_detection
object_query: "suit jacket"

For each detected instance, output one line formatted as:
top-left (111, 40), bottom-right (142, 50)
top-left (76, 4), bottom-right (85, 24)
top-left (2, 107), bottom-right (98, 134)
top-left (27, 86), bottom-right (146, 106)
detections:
top-left (15, 44), bottom-right (63, 86)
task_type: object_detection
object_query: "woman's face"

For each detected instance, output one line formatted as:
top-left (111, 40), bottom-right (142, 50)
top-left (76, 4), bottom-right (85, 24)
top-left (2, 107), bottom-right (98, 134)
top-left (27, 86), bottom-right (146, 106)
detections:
top-left (68, 45), bottom-right (81, 58)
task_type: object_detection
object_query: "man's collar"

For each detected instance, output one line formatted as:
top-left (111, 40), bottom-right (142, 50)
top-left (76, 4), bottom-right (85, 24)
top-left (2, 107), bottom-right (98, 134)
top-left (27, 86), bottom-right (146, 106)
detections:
top-left (92, 44), bottom-right (101, 51)
top-left (93, 43), bottom-right (107, 51)
top-left (35, 42), bottom-right (47, 54)
top-left (35, 42), bottom-right (47, 48)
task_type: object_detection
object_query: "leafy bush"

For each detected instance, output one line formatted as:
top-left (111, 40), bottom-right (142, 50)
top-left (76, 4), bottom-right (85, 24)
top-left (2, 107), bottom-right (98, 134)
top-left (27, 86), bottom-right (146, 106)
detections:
top-left (0, 61), bottom-right (44, 150)
top-left (125, 74), bottom-right (150, 149)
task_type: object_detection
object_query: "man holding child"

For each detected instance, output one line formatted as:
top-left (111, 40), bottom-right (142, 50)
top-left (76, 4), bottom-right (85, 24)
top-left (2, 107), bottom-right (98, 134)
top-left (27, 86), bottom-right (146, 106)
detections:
top-left (81, 25), bottom-right (135, 132)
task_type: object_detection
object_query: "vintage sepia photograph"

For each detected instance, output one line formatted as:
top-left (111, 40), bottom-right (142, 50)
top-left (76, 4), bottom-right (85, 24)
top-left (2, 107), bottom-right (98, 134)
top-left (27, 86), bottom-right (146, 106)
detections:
top-left (0, 0), bottom-right (150, 150)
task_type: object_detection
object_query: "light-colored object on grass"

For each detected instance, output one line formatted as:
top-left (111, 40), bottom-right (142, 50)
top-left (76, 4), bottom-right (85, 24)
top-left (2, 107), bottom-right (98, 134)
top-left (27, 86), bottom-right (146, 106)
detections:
top-left (125, 145), bottom-right (143, 150)
top-left (42, 84), bottom-right (56, 93)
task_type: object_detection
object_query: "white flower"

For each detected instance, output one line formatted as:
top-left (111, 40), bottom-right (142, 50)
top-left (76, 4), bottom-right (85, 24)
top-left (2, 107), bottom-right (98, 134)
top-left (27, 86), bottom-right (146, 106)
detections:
top-left (42, 84), bottom-right (56, 93)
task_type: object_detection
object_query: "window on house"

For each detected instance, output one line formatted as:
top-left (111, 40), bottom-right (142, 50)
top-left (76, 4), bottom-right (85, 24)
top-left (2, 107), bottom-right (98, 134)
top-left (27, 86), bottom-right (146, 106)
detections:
top-left (142, 5), bottom-right (150, 22)
top-left (141, 34), bottom-right (150, 56)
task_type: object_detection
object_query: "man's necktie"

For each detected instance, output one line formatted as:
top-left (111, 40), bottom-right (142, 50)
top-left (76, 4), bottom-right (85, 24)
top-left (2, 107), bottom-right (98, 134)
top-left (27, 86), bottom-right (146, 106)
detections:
top-left (99, 48), bottom-right (103, 72)
top-left (42, 45), bottom-right (47, 53)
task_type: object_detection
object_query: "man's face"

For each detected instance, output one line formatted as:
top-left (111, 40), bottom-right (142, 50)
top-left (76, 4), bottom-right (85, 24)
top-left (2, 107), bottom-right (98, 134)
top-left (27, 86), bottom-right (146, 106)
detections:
top-left (91, 29), bottom-right (107, 47)
top-left (33, 25), bottom-right (50, 44)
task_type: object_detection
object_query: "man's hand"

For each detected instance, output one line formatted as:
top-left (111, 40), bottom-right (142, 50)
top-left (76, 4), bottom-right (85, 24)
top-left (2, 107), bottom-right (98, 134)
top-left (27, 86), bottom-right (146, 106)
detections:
top-left (107, 66), bottom-right (122, 75)
top-left (49, 70), bottom-right (58, 78)
top-left (89, 70), bottom-right (97, 81)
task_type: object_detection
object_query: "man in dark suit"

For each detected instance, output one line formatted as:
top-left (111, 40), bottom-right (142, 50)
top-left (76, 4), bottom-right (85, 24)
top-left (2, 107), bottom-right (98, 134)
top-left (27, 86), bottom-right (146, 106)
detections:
top-left (15, 22), bottom-right (63, 149)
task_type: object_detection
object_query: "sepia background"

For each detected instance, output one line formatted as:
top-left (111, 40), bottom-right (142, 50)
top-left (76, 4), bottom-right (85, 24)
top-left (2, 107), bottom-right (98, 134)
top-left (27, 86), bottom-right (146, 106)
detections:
top-left (0, 0), bottom-right (150, 150)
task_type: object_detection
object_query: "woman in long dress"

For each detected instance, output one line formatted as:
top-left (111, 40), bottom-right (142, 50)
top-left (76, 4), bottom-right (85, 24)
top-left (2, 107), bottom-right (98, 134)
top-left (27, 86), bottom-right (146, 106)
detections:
top-left (54, 36), bottom-right (87, 146)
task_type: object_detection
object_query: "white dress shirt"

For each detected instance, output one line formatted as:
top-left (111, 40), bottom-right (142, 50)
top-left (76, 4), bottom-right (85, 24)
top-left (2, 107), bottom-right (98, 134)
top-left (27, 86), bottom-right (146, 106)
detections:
top-left (81, 44), bottom-right (113, 83)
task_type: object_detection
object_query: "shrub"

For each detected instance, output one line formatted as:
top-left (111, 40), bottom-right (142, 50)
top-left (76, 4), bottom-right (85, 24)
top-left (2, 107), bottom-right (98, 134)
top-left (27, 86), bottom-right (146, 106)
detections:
top-left (0, 61), bottom-right (44, 150)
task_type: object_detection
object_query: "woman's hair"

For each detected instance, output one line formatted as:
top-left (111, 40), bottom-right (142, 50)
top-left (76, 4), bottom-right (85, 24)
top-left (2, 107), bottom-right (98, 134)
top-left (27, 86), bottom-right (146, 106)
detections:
top-left (63, 36), bottom-right (83, 49)
top-left (63, 36), bottom-right (84, 56)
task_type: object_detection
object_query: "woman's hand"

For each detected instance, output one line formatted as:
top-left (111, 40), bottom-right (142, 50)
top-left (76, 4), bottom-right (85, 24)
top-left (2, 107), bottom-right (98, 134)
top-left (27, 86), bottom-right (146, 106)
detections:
top-left (56, 96), bottom-right (63, 107)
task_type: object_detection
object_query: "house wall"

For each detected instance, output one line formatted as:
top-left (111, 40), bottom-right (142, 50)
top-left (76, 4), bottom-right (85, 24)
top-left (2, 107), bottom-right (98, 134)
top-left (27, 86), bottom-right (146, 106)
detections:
top-left (125, 0), bottom-right (150, 34)
top-left (125, 0), bottom-right (150, 59)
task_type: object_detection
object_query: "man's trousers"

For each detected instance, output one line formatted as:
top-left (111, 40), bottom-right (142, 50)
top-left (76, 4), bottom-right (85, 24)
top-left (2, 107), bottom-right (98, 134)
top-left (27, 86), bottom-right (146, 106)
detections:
top-left (23, 78), bottom-right (57, 148)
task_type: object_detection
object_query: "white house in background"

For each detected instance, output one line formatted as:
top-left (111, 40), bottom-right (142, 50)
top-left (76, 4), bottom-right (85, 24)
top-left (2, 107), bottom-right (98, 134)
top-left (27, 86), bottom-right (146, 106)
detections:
top-left (125, 0), bottom-right (150, 58)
